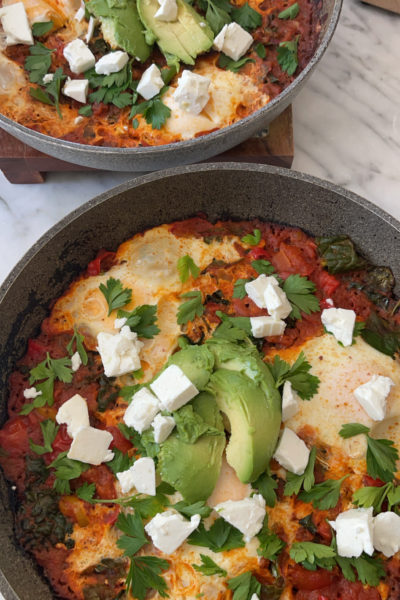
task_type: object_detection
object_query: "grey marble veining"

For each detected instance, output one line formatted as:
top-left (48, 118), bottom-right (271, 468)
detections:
top-left (0, 0), bottom-right (399, 286)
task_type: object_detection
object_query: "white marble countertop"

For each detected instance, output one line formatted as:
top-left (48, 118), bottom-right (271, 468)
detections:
top-left (0, 0), bottom-right (399, 286)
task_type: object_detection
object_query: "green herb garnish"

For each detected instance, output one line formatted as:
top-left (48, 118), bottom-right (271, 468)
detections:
top-left (99, 277), bottom-right (132, 315)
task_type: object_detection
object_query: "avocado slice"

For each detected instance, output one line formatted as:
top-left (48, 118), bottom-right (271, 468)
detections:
top-left (167, 344), bottom-right (214, 390)
top-left (159, 392), bottom-right (225, 502)
top-left (137, 0), bottom-right (214, 65)
top-left (86, 0), bottom-right (151, 62)
top-left (206, 339), bottom-right (282, 484)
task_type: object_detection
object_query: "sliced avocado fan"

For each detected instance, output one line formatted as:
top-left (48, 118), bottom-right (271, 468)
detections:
top-left (137, 0), bottom-right (214, 65)
top-left (206, 338), bottom-right (282, 484)
top-left (159, 392), bottom-right (225, 503)
top-left (167, 343), bottom-right (215, 390)
top-left (86, 0), bottom-right (151, 62)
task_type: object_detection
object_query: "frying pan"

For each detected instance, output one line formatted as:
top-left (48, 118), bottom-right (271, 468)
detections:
top-left (0, 0), bottom-right (342, 171)
top-left (0, 163), bottom-right (399, 599)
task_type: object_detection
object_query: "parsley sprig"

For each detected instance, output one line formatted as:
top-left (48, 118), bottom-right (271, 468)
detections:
top-left (233, 278), bottom-right (251, 299)
top-left (352, 482), bottom-right (400, 513)
top-left (30, 67), bottom-right (66, 118)
top-left (67, 327), bottom-right (88, 365)
top-left (130, 86), bottom-right (171, 130)
top-left (21, 353), bottom-right (73, 414)
top-left (117, 304), bottom-right (160, 338)
top-left (116, 512), bottom-right (169, 600)
top-left (339, 423), bottom-right (399, 482)
top-left (86, 62), bottom-right (137, 108)
top-left (278, 2), bottom-right (299, 19)
top-left (257, 515), bottom-right (286, 561)
top-left (32, 21), bottom-right (53, 37)
top-left (277, 37), bottom-right (299, 76)
top-left (29, 420), bottom-right (58, 455)
top-left (177, 291), bottom-right (204, 325)
top-left (228, 571), bottom-right (261, 600)
top-left (49, 451), bottom-right (89, 494)
top-left (299, 475), bottom-right (350, 510)
top-left (24, 42), bottom-right (53, 83)
top-left (177, 255), bottom-right (200, 283)
top-left (99, 277), bottom-right (132, 315)
top-left (192, 555), bottom-right (227, 577)
top-left (268, 352), bottom-right (320, 400)
top-left (172, 500), bottom-right (212, 519)
top-left (284, 446), bottom-right (316, 496)
top-left (252, 259), bottom-right (275, 275)
top-left (218, 54), bottom-right (254, 72)
top-left (253, 471), bottom-right (278, 507)
top-left (241, 228), bottom-right (261, 245)
top-left (283, 274), bottom-right (320, 320)
top-left (188, 517), bottom-right (245, 552)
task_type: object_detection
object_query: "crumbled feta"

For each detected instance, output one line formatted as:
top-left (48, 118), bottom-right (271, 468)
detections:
top-left (321, 307), bottom-right (356, 347)
top-left (250, 595), bottom-right (260, 600)
top-left (155, 0), bottom-right (178, 21)
top-left (97, 326), bottom-right (143, 377)
top-left (373, 512), bottom-right (400, 557)
top-left (145, 510), bottom-right (201, 554)
top-left (213, 22), bottom-right (253, 61)
top-left (354, 375), bottom-right (394, 421)
top-left (114, 317), bottom-right (127, 329)
top-left (67, 426), bottom-right (114, 465)
top-left (250, 316), bottom-right (286, 338)
top-left (329, 508), bottom-right (374, 558)
top-left (152, 414), bottom-right (175, 443)
top-left (150, 364), bottom-right (198, 411)
top-left (137, 64), bottom-right (164, 100)
top-left (42, 73), bottom-right (54, 84)
top-left (326, 298), bottom-right (334, 307)
top-left (23, 387), bottom-right (42, 400)
top-left (74, 1), bottom-right (85, 21)
top-left (273, 427), bottom-right (310, 475)
top-left (71, 351), bottom-right (82, 372)
top-left (85, 16), bottom-right (98, 44)
top-left (0, 3), bottom-right (33, 46)
top-left (63, 39), bottom-right (95, 74)
top-left (264, 280), bottom-right (292, 320)
top-left (215, 494), bottom-right (266, 542)
top-left (74, 116), bottom-right (84, 124)
top-left (282, 381), bottom-right (300, 421)
top-left (56, 393), bottom-right (90, 438)
top-left (172, 70), bottom-right (210, 115)
top-left (95, 51), bottom-right (129, 75)
top-left (245, 274), bottom-right (279, 309)
top-left (123, 387), bottom-right (160, 433)
top-left (117, 457), bottom-right (156, 495)
top-left (63, 78), bottom-right (89, 104)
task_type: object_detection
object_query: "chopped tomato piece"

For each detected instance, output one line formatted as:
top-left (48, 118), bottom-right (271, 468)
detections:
top-left (27, 338), bottom-right (48, 362)
top-left (317, 270), bottom-right (340, 297)
top-left (289, 564), bottom-right (335, 590)
top-left (106, 425), bottom-right (133, 453)
top-left (249, 247), bottom-right (270, 260)
top-left (87, 249), bottom-right (115, 276)
top-left (272, 243), bottom-right (314, 277)
top-left (46, 424), bottom-right (71, 464)
top-left (363, 475), bottom-right (385, 487)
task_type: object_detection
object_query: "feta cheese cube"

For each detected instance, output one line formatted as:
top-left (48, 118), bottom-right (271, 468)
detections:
top-left (172, 70), bottom-right (210, 115)
top-left (354, 375), bottom-right (394, 421)
top-left (74, 1), bottom-right (85, 21)
top-left (42, 73), bottom-right (54, 84)
top-left (321, 307), bottom-right (356, 347)
top-left (63, 77), bottom-right (89, 103)
top-left (95, 51), bottom-right (129, 75)
top-left (74, 116), bottom-right (84, 124)
top-left (329, 507), bottom-right (374, 558)
top-left (67, 426), bottom-right (114, 465)
top-left (373, 511), bottom-right (400, 557)
top-left (273, 427), bottom-right (310, 475)
top-left (245, 275), bottom-right (281, 309)
top-left (56, 393), bottom-right (90, 438)
top-left (0, 3), bottom-right (33, 46)
top-left (63, 39), bottom-right (95, 75)
top-left (282, 381), bottom-right (300, 421)
top-left (117, 457), bottom-right (156, 495)
top-left (137, 64), bottom-right (164, 100)
top-left (145, 510), bottom-right (201, 554)
top-left (71, 351), bottom-right (82, 372)
top-left (97, 326), bottom-right (143, 377)
top-left (85, 16), bottom-right (98, 44)
top-left (213, 22), bottom-right (253, 61)
top-left (250, 595), bottom-right (260, 600)
top-left (250, 316), bottom-right (286, 338)
top-left (152, 414), bottom-right (175, 443)
top-left (264, 281), bottom-right (292, 320)
top-left (150, 364), bottom-right (198, 411)
top-left (155, 0), bottom-right (178, 21)
top-left (123, 387), bottom-right (160, 433)
top-left (215, 494), bottom-right (266, 542)
top-left (114, 317), bottom-right (127, 329)
top-left (23, 386), bottom-right (42, 400)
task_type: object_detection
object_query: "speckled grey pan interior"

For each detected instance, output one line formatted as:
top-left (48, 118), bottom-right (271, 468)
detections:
top-left (0, 0), bottom-right (341, 171)
top-left (1, 163), bottom-right (399, 600)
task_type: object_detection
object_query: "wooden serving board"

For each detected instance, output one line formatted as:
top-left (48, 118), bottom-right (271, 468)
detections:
top-left (362, 0), bottom-right (400, 13)
top-left (0, 105), bottom-right (293, 184)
